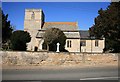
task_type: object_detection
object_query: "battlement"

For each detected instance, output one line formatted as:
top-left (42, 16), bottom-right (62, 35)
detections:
top-left (25, 9), bottom-right (43, 12)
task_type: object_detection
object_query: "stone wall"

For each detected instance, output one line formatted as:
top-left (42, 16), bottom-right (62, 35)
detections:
top-left (0, 51), bottom-right (118, 66)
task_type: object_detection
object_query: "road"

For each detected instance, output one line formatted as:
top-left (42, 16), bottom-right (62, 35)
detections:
top-left (2, 66), bottom-right (119, 80)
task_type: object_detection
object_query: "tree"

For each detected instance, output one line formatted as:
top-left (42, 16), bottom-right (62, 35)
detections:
top-left (89, 2), bottom-right (120, 52)
top-left (2, 10), bottom-right (13, 50)
top-left (43, 28), bottom-right (67, 52)
top-left (0, 8), bottom-right (2, 50)
top-left (10, 30), bottom-right (31, 51)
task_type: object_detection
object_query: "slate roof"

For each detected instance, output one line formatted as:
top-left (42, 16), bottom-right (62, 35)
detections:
top-left (36, 30), bottom-right (103, 40)
top-left (79, 30), bottom-right (98, 39)
top-left (63, 31), bottom-right (80, 39)
top-left (79, 30), bottom-right (90, 39)
top-left (42, 22), bottom-right (78, 31)
top-left (36, 30), bottom-right (80, 39)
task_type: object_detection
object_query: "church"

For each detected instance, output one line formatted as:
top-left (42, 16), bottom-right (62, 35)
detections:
top-left (24, 9), bottom-right (105, 53)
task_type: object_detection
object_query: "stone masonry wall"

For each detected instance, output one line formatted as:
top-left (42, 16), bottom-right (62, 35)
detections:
top-left (0, 51), bottom-right (118, 66)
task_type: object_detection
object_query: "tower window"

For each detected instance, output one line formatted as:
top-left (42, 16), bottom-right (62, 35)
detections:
top-left (31, 12), bottom-right (35, 19)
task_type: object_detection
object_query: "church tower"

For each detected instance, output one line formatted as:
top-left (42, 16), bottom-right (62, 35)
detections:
top-left (24, 9), bottom-right (45, 51)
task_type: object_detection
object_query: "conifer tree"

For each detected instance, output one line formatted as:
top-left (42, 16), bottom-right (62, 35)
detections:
top-left (89, 2), bottom-right (120, 52)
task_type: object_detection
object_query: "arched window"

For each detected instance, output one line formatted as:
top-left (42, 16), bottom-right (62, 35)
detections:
top-left (67, 40), bottom-right (72, 48)
top-left (67, 40), bottom-right (69, 47)
top-left (80, 40), bottom-right (86, 46)
top-left (95, 40), bottom-right (99, 47)
top-left (42, 42), bottom-right (47, 50)
top-left (34, 46), bottom-right (38, 51)
top-left (70, 41), bottom-right (71, 48)
top-left (31, 12), bottom-right (35, 19)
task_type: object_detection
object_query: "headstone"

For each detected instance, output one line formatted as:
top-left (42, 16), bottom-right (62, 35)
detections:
top-left (56, 43), bottom-right (60, 52)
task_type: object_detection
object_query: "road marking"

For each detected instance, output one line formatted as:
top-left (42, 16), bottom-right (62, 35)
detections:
top-left (80, 77), bottom-right (119, 80)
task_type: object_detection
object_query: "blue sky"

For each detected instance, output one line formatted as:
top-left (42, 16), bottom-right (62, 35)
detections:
top-left (2, 2), bottom-right (110, 30)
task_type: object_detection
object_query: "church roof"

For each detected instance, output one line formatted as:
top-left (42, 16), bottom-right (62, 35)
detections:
top-left (64, 31), bottom-right (80, 39)
top-left (36, 30), bottom-right (80, 39)
top-left (80, 30), bottom-right (99, 40)
top-left (79, 30), bottom-right (90, 39)
top-left (42, 22), bottom-right (78, 31)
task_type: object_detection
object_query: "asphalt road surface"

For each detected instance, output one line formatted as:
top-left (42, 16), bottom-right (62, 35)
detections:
top-left (2, 66), bottom-right (119, 80)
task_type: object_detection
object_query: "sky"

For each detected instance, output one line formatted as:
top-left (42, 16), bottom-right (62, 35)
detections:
top-left (2, 2), bottom-right (110, 30)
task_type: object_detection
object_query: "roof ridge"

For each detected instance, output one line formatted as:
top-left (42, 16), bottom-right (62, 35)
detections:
top-left (45, 21), bottom-right (77, 23)
top-left (80, 30), bottom-right (89, 31)
top-left (42, 22), bottom-right (78, 30)
top-left (44, 22), bottom-right (78, 27)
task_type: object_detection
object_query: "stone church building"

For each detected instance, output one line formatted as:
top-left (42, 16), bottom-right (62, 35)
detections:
top-left (24, 9), bottom-right (105, 53)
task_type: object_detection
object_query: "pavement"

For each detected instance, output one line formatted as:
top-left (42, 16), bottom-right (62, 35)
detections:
top-left (2, 65), bottom-right (119, 81)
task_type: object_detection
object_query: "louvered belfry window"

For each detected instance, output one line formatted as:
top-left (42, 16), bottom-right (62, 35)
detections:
top-left (31, 12), bottom-right (35, 19)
